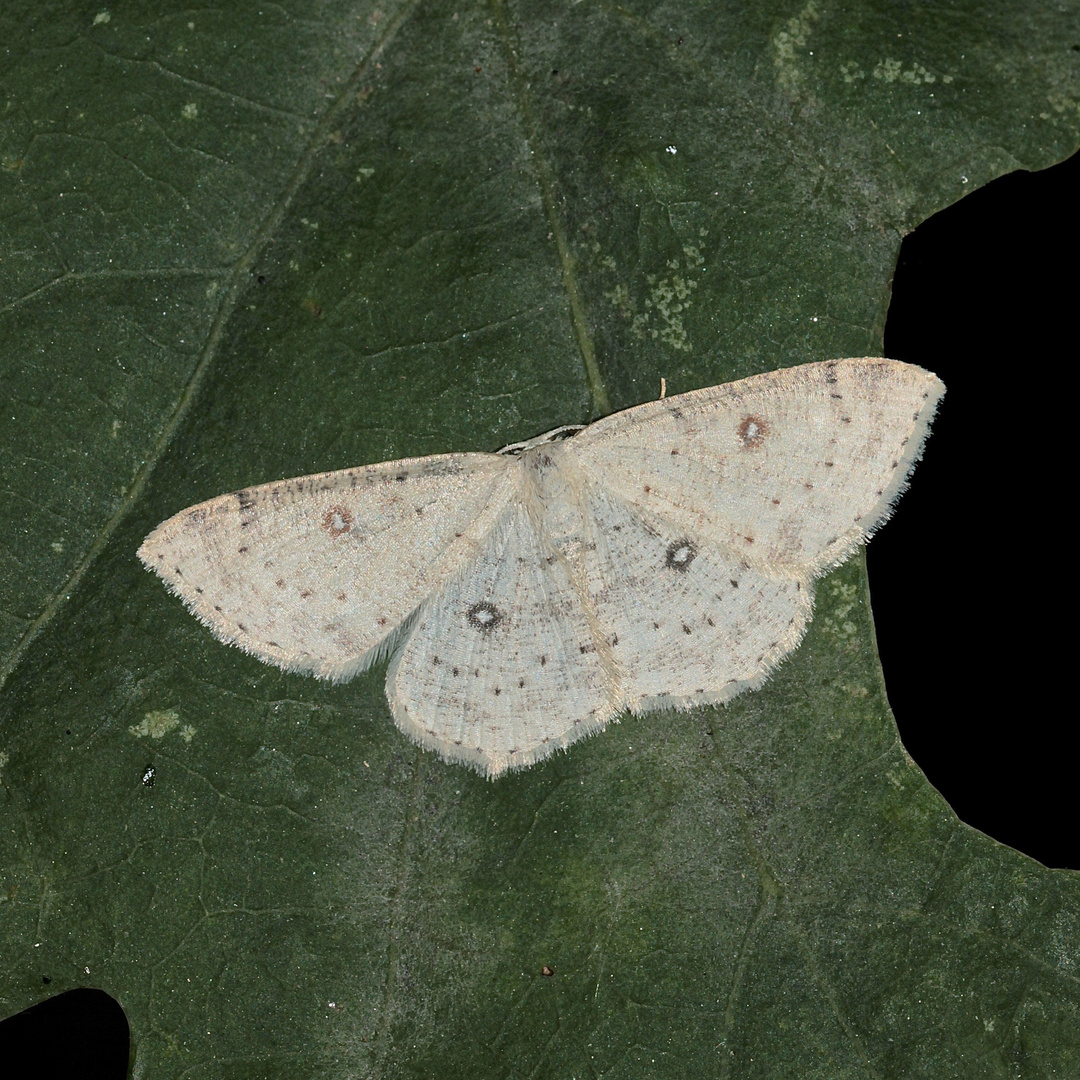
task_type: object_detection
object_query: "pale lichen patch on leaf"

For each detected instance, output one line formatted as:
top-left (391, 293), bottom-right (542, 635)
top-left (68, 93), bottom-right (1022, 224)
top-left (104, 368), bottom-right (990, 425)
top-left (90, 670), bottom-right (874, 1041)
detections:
top-left (872, 58), bottom-right (938, 85)
top-left (129, 709), bottom-right (180, 739)
top-left (773, 1), bottom-right (820, 95)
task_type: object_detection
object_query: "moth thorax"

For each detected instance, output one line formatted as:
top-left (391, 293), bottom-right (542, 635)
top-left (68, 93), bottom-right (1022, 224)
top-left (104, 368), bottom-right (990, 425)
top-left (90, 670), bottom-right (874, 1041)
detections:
top-left (522, 444), bottom-right (585, 554)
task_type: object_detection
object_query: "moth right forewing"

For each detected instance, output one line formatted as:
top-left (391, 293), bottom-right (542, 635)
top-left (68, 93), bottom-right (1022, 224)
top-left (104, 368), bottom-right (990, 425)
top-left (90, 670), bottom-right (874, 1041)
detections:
top-left (567, 358), bottom-right (943, 575)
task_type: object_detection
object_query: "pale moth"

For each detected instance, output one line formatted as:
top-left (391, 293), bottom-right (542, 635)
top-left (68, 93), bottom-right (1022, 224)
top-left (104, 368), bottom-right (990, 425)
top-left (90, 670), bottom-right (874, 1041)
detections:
top-left (139, 358), bottom-right (943, 777)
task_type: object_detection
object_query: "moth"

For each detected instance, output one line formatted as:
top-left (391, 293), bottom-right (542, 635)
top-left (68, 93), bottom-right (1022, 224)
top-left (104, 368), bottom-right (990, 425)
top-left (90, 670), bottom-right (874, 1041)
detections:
top-left (139, 358), bottom-right (943, 777)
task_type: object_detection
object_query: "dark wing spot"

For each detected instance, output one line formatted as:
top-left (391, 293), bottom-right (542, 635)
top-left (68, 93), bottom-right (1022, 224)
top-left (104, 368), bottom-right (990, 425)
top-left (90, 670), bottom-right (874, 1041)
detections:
top-left (737, 414), bottom-right (768, 449)
top-left (730, 579), bottom-right (739, 588)
top-left (670, 447), bottom-right (680, 456)
top-left (322, 506), bottom-right (353, 537)
top-left (665, 539), bottom-right (697, 572)
top-left (467, 602), bottom-right (503, 632)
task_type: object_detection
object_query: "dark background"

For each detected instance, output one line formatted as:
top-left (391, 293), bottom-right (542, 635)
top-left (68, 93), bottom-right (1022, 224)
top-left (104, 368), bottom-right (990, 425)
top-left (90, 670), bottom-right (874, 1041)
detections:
top-left (3, 148), bottom-right (1077, 1077)
top-left (873, 147), bottom-right (1077, 875)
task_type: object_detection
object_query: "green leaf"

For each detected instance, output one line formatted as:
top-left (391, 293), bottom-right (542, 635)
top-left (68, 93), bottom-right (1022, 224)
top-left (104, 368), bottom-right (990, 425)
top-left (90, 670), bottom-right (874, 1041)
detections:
top-left (2, 2), bottom-right (1078, 1076)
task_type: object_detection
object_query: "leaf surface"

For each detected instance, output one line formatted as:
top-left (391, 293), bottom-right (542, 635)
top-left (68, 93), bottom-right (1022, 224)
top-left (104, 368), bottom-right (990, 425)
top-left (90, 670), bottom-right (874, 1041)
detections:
top-left (2, 2), bottom-right (1078, 1076)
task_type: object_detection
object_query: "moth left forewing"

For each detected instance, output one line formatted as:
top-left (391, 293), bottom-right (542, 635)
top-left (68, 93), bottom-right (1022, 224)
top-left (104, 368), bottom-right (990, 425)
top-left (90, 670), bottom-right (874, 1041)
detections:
top-left (567, 358), bottom-right (943, 577)
top-left (138, 452), bottom-right (516, 680)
